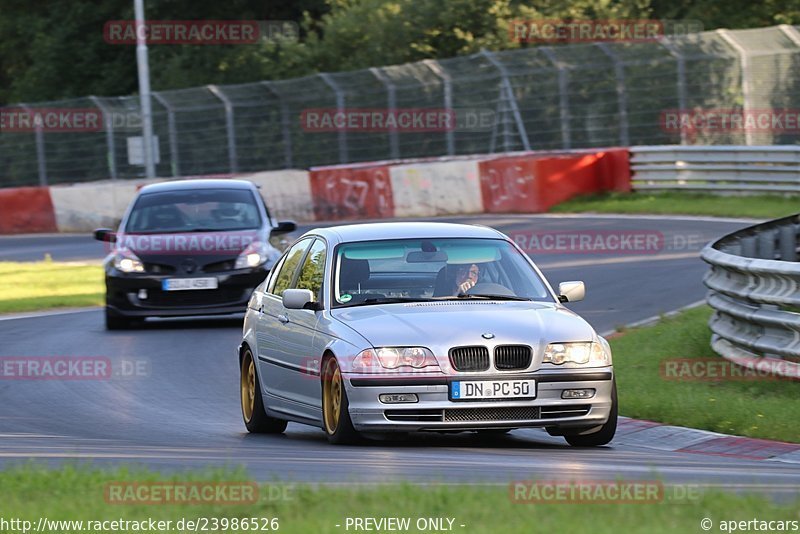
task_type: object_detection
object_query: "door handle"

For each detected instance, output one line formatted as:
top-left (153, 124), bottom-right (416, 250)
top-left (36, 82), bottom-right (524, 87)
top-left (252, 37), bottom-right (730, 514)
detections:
top-left (277, 314), bottom-right (289, 324)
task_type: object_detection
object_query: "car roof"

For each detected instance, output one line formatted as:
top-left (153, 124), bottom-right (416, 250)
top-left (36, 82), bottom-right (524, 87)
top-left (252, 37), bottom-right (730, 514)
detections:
top-left (306, 222), bottom-right (506, 243)
top-left (138, 179), bottom-right (257, 194)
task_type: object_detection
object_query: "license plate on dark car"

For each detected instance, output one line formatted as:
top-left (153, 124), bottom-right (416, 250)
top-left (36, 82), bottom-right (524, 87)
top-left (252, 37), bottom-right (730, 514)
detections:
top-left (161, 278), bottom-right (218, 291)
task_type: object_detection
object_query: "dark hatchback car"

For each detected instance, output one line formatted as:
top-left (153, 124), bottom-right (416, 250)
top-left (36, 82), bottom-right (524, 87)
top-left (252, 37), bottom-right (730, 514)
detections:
top-left (94, 179), bottom-right (296, 329)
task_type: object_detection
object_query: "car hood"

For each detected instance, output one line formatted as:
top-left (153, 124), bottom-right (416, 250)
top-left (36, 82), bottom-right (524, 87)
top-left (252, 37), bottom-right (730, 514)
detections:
top-left (331, 300), bottom-right (596, 360)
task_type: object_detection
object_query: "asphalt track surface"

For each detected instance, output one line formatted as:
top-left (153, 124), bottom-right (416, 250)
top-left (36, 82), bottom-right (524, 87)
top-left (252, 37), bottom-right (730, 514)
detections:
top-left (2, 214), bottom-right (798, 497)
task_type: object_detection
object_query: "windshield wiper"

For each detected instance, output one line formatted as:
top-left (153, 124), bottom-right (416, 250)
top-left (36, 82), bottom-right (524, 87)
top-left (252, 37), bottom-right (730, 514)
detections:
top-left (440, 293), bottom-right (533, 301)
top-left (340, 296), bottom-right (434, 308)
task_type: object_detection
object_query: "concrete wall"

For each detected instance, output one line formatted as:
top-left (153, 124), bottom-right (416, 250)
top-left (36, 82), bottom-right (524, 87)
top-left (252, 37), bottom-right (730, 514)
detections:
top-left (0, 149), bottom-right (630, 233)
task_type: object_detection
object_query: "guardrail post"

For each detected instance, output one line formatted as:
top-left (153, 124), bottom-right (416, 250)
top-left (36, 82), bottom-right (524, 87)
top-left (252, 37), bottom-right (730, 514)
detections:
top-left (152, 92), bottom-right (180, 177)
top-left (540, 47), bottom-right (571, 149)
top-left (757, 230), bottom-right (777, 259)
top-left (370, 67), bottom-right (400, 160)
top-left (423, 59), bottom-right (455, 156)
top-left (89, 96), bottom-right (118, 180)
top-left (779, 225), bottom-right (798, 261)
top-left (717, 30), bottom-right (754, 146)
top-left (207, 85), bottom-right (238, 173)
top-left (595, 43), bottom-right (630, 147)
top-left (20, 104), bottom-right (47, 186)
top-left (260, 82), bottom-right (293, 169)
top-left (318, 73), bottom-right (348, 164)
top-left (481, 50), bottom-right (531, 152)
top-left (740, 235), bottom-right (757, 258)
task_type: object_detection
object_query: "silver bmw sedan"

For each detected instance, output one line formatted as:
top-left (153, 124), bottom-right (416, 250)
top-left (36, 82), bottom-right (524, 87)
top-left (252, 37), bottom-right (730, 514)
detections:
top-left (238, 222), bottom-right (617, 446)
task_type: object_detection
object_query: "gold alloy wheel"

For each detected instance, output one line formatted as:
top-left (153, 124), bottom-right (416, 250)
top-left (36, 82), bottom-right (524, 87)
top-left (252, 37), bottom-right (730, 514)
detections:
top-left (322, 358), bottom-right (342, 434)
top-left (241, 351), bottom-right (256, 423)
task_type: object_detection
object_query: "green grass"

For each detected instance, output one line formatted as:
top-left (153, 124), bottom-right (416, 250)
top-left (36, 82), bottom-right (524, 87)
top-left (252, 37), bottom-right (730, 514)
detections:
top-left (0, 260), bottom-right (104, 314)
top-left (1, 464), bottom-right (798, 533)
top-left (550, 191), bottom-right (800, 219)
top-left (611, 305), bottom-right (799, 443)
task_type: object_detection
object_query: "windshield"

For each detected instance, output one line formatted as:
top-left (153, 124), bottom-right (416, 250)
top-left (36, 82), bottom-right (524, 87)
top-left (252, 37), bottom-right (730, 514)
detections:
top-left (332, 238), bottom-right (552, 307)
top-left (124, 188), bottom-right (262, 234)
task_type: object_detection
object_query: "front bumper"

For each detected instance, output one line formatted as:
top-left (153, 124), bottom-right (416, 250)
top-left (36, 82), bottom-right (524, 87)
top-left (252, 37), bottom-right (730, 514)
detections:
top-left (105, 268), bottom-right (267, 318)
top-left (345, 370), bottom-right (614, 432)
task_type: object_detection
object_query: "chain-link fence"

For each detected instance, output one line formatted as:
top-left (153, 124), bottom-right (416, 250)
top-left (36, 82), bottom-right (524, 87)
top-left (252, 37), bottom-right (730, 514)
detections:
top-left (2, 24), bottom-right (800, 187)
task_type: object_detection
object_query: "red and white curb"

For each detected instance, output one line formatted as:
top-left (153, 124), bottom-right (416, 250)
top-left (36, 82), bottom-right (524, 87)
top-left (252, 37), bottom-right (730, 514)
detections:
top-left (614, 417), bottom-right (800, 463)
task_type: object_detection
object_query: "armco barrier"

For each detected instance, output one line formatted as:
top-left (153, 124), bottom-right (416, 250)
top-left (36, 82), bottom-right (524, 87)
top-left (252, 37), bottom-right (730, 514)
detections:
top-left (0, 187), bottom-right (57, 233)
top-left (631, 145), bottom-right (800, 193)
top-left (0, 147), bottom-right (630, 233)
top-left (701, 213), bottom-right (800, 379)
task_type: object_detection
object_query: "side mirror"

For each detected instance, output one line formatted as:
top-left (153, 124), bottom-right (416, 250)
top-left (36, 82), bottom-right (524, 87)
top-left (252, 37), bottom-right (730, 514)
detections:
top-left (272, 221), bottom-right (297, 235)
top-left (558, 281), bottom-right (585, 303)
top-left (282, 288), bottom-right (319, 310)
top-left (94, 228), bottom-right (117, 243)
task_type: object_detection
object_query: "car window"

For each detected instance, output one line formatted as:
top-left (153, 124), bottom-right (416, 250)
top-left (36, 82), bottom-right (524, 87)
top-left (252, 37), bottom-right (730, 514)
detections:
top-left (333, 238), bottom-right (552, 306)
top-left (296, 239), bottom-right (327, 302)
top-left (125, 188), bottom-right (262, 233)
top-left (265, 255), bottom-right (287, 294)
top-left (270, 239), bottom-right (312, 297)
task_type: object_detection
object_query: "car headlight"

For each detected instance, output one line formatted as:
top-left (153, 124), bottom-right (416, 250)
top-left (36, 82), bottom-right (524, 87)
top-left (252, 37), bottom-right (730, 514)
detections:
top-left (235, 241), bottom-right (270, 269)
top-left (352, 347), bottom-right (439, 371)
top-left (113, 248), bottom-right (145, 273)
top-left (542, 342), bottom-right (611, 367)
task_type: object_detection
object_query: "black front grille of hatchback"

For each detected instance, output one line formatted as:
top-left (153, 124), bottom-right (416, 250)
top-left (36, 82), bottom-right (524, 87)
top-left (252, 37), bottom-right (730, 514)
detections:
top-left (449, 346), bottom-right (490, 372)
top-left (494, 345), bottom-right (532, 370)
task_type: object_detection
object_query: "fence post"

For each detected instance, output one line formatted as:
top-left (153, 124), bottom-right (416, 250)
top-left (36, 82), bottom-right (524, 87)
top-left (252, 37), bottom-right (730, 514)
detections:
top-left (778, 24), bottom-right (800, 46)
top-left (89, 96), bottom-right (118, 180)
top-left (207, 85), bottom-right (239, 173)
top-left (370, 67), bottom-right (400, 160)
top-left (423, 59), bottom-right (455, 156)
top-left (717, 30), bottom-right (753, 146)
top-left (539, 47), bottom-right (571, 149)
top-left (658, 37), bottom-right (688, 145)
top-left (20, 104), bottom-right (47, 186)
top-left (260, 82), bottom-right (293, 169)
top-left (595, 43), bottom-right (630, 147)
top-left (318, 73), bottom-right (348, 164)
top-left (152, 92), bottom-right (180, 177)
top-left (480, 50), bottom-right (531, 152)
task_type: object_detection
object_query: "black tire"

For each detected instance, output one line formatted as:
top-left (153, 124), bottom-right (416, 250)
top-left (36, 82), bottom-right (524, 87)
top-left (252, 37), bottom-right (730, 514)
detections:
top-left (564, 380), bottom-right (617, 447)
top-left (105, 308), bottom-right (134, 330)
top-left (321, 356), bottom-right (360, 445)
top-left (241, 348), bottom-right (287, 434)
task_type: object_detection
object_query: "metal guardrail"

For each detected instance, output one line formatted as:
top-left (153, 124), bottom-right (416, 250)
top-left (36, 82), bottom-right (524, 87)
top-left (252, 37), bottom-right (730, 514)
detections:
top-left (701, 213), bottom-right (800, 378)
top-left (631, 145), bottom-right (800, 193)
